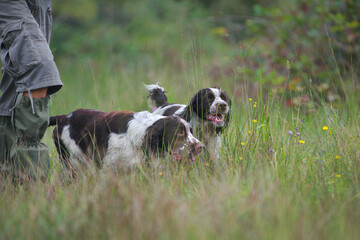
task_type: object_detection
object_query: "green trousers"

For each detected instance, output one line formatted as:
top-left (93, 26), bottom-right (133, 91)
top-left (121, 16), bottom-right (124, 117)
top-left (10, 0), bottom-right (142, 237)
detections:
top-left (0, 95), bottom-right (50, 181)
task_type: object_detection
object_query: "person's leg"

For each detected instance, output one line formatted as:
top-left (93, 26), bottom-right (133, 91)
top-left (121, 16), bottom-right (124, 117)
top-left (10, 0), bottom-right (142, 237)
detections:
top-left (0, 0), bottom-right (62, 180)
top-left (10, 93), bottom-right (51, 181)
top-left (0, 116), bottom-right (14, 162)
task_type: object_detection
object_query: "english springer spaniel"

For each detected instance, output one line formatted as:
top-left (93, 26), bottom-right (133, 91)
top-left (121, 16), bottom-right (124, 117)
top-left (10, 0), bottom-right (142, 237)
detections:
top-left (145, 83), bottom-right (231, 162)
top-left (49, 109), bottom-right (203, 171)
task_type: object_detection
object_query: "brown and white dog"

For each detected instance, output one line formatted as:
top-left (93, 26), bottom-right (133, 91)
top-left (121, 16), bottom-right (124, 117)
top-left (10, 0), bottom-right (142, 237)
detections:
top-left (49, 109), bottom-right (203, 170)
top-left (145, 84), bottom-right (232, 162)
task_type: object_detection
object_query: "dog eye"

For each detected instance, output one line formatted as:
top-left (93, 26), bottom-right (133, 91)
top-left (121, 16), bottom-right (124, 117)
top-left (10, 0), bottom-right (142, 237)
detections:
top-left (220, 93), bottom-right (227, 100)
top-left (177, 131), bottom-right (185, 136)
top-left (207, 93), bottom-right (215, 101)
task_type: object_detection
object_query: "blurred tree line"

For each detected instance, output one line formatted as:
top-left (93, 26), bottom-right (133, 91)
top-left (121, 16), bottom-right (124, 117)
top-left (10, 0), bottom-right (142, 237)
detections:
top-left (51, 0), bottom-right (271, 62)
top-left (52, 0), bottom-right (359, 105)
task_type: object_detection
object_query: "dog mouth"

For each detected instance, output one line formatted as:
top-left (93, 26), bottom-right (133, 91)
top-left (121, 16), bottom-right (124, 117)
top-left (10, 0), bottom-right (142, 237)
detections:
top-left (171, 144), bottom-right (202, 163)
top-left (171, 150), bottom-right (196, 162)
top-left (171, 152), bottom-right (184, 161)
top-left (206, 113), bottom-right (225, 125)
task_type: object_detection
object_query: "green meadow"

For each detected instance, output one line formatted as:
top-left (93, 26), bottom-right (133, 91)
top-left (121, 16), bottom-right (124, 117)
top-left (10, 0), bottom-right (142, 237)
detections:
top-left (1, 0), bottom-right (359, 239)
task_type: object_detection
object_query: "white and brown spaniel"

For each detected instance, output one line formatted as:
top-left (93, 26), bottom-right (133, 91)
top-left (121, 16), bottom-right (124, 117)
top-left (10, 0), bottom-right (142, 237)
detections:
top-left (145, 83), bottom-right (232, 162)
top-left (49, 109), bottom-right (203, 171)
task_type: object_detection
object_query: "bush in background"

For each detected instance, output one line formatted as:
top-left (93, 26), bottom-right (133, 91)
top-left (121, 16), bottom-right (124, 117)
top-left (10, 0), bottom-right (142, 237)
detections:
top-left (245, 0), bottom-right (359, 106)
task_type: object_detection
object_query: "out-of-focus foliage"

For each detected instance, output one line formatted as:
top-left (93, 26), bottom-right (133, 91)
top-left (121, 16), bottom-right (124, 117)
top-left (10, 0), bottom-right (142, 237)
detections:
top-left (52, 0), bottom-right (214, 70)
top-left (245, 0), bottom-right (359, 106)
top-left (51, 0), bottom-right (359, 108)
top-left (53, 0), bottom-right (97, 22)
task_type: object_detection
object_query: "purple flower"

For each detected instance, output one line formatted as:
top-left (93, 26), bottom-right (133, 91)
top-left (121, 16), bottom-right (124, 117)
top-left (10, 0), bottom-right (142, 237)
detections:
top-left (288, 130), bottom-right (293, 136)
top-left (296, 132), bottom-right (300, 136)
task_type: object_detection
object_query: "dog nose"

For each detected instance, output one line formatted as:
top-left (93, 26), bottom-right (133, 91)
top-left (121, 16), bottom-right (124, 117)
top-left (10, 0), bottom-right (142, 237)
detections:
top-left (187, 141), bottom-right (204, 162)
top-left (193, 142), bottom-right (204, 154)
top-left (217, 103), bottom-right (227, 112)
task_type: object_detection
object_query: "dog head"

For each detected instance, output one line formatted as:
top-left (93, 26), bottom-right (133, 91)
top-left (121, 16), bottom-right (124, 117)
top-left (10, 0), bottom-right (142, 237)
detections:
top-left (190, 87), bottom-right (232, 131)
top-left (144, 116), bottom-right (204, 162)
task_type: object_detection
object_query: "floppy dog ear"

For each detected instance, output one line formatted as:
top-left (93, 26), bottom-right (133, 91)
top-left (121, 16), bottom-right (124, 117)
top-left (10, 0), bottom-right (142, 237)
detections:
top-left (143, 120), bottom-right (165, 156)
top-left (189, 90), bottom-right (204, 119)
top-left (178, 94), bottom-right (198, 122)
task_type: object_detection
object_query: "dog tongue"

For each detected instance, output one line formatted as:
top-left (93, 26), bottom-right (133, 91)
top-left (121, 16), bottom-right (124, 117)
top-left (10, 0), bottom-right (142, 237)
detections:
top-left (207, 114), bottom-right (223, 123)
top-left (214, 116), bottom-right (223, 123)
top-left (172, 153), bottom-right (196, 162)
top-left (172, 153), bottom-right (182, 161)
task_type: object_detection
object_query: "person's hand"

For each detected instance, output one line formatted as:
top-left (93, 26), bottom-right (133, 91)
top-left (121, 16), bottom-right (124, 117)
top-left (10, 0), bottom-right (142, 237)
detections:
top-left (23, 87), bottom-right (47, 98)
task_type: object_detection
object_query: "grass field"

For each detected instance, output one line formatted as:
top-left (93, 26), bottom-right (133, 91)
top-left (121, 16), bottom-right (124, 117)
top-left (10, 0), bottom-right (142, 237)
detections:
top-left (0, 51), bottom-right (359, 239)
top-left (1, 0), bottom-right (360, 236)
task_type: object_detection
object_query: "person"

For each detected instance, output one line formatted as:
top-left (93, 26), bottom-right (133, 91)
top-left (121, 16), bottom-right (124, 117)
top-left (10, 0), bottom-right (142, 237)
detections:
top-left (0, 0), bottom-right (63, 181)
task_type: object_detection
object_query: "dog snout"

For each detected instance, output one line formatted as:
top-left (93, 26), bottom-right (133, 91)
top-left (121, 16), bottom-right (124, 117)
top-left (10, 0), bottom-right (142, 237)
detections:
top-left (191, 141), bottom-right (204, 156)
top-left (217, 102), bottom-right (228, 112)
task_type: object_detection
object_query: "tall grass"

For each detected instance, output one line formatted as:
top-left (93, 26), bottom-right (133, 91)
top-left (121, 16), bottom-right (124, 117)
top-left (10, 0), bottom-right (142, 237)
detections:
top-left (0, 50), bottom-right (359, 239)
top-left (1, 2), bottom-right (360, 238)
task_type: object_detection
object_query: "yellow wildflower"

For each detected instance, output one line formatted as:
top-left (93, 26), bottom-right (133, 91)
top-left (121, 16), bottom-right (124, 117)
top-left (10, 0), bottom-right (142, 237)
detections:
top-left (241, 142), bottom-right (245, 146)
top-left (211, 26), bottom-right (228, 36)
top-left (335, 156), bottom-right (341, 160)
top-left (253, 119), bottom-right (257, 123)
top-left (239, 157), bottom-right (243, 160)
top-left (249, 98), bottom-right (253, 101)
top-left (336, 174), bottom-right (341, 178)
top-left (159, 172), bottom-right (163, 176)
top-left (248, 131), bottom-right (251, 134)
top-left (253, 104), bottom-right (257, 108)
top-left (322, 126), bottom-right (329, 131)
top-left (299, 140), bottom-right (305, 144)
